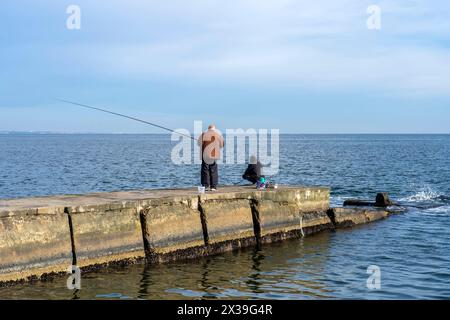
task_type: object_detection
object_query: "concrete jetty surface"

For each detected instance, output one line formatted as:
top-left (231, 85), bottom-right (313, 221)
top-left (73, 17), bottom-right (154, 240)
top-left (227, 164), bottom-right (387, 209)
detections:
top-left (0, 186), bottom-right (389, 285)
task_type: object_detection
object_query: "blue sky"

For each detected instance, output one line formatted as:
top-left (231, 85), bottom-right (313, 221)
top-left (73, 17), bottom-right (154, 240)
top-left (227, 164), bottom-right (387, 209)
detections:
top-left (1, 0), bottom-right (449, 133)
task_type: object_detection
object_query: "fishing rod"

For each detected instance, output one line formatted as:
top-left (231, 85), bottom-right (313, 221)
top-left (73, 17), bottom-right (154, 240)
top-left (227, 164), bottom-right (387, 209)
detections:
top-left (56, 99), bottom-right (196, 141)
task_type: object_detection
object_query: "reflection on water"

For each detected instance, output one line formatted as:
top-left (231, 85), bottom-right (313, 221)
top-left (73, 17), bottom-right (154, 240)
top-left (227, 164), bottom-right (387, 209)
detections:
top-left (140, 232), bottom-right (333, 300)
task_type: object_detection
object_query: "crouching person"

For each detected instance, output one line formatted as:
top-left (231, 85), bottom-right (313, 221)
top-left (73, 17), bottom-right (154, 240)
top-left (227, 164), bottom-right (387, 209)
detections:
top-left (242, 155), bottom-right (262, 184)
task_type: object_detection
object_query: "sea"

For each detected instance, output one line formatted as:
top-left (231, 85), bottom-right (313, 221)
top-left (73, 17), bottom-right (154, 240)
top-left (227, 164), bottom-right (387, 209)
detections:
top-left (0, 133), bottom-right (449, 299)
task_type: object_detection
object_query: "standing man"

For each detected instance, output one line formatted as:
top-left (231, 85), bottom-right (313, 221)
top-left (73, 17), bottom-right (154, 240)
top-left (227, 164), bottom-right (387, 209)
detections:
top-left (198, 124), bottom-right (224, 191)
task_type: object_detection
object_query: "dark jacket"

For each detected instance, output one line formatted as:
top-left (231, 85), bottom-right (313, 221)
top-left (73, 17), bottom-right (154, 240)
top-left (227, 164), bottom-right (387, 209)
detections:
top-left (242, 162), bottom-right (262, 184)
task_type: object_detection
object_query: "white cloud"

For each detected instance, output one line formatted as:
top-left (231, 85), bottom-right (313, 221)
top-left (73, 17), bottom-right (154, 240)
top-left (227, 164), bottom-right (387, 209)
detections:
top-left (54, 0), bottom-right (450, 96)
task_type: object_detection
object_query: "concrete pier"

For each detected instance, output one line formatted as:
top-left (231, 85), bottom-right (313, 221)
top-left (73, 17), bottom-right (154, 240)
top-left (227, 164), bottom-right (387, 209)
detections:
top-left (0, 186), bottom-right (390, 285)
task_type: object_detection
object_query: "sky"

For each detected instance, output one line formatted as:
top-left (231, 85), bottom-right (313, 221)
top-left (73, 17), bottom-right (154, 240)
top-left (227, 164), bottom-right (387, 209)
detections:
top-left (1, 0), bottom-right (449, 133)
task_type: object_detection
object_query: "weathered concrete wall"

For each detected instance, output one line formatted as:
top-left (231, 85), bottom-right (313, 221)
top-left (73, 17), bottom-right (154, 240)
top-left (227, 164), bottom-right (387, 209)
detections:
top-left (0, 186), bottom-right (396, 285)
top-left (0, 207), bottom-right (72, 283)
top-left (327, 207), bottom-right (389, 228)
top-left (140, 196), bottom-right (205, 263)
top-left (199, 193), bottom-right (256, 253)
top-left (253, 188), bottom-right (332, 243)
top-left (67, 202), bottom-right (145, 268)
top-left (139, 187), bottom-right (332, 263)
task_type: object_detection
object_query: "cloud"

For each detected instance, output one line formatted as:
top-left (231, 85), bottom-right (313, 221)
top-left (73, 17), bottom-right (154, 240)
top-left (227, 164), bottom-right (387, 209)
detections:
top-left (4, 0), bottom-right (450, 97)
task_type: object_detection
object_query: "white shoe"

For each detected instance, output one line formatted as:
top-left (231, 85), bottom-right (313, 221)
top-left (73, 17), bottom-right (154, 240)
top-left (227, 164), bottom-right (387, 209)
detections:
top-left (210, 188), bottom-right (217, 192)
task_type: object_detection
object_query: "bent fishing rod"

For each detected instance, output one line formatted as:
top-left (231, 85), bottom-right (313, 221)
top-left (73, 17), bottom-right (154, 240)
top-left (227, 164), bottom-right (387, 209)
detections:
top-left (56, 99), bottom-right (196, 141)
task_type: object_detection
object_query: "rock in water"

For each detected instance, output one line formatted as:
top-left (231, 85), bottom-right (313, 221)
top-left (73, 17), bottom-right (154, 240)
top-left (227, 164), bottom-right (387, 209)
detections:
top-left (343, 192), bottom-right (395, 208)
top-left (375, 192), bottom-right (394, 207)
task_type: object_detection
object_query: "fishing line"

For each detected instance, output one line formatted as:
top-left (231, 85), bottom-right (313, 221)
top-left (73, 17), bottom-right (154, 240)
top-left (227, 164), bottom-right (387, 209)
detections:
top-left (56, 98), bottom-right (196, 141)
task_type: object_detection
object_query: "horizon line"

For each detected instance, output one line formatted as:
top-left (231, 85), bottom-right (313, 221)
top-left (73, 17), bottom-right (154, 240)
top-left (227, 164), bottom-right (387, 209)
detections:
top-left (1, 131), bottom-right (449, 135)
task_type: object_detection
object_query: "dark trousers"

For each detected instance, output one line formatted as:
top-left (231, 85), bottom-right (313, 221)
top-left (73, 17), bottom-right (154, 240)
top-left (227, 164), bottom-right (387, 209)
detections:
top-left (242, 174), bottom-right (259, 184)
top-left (201, 161), bottom-right (218, 188)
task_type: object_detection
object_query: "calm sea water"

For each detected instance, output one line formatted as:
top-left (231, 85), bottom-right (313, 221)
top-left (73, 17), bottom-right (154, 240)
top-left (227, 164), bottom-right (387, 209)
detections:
top-left (0, 134), bottom-right (449, 299)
